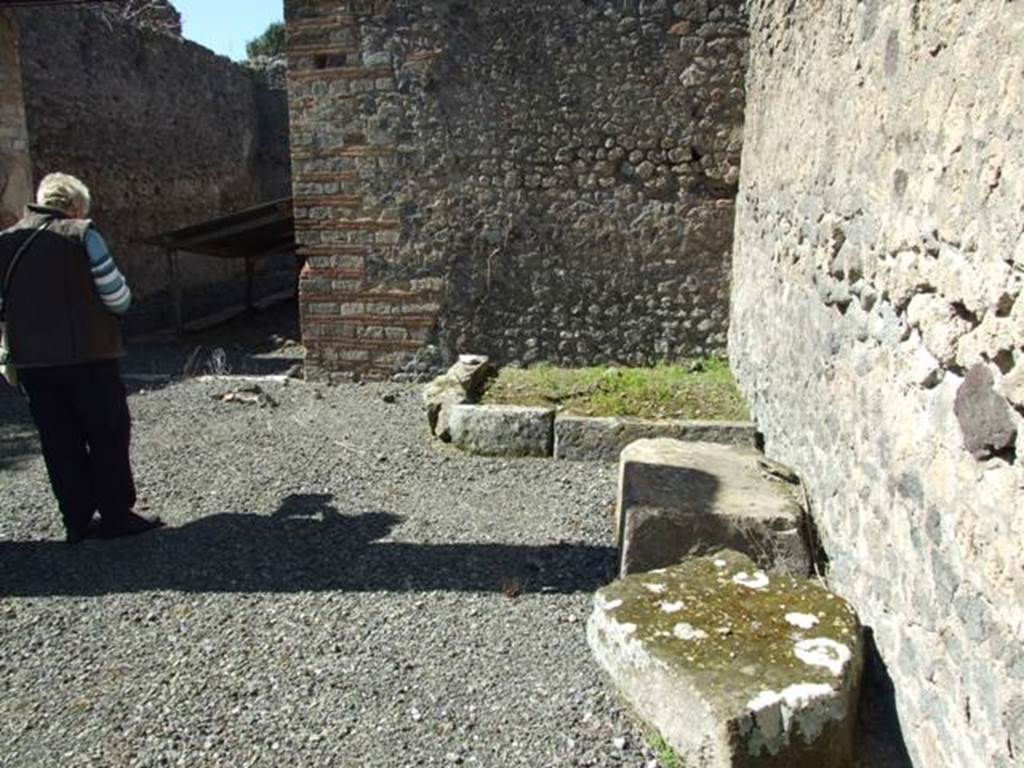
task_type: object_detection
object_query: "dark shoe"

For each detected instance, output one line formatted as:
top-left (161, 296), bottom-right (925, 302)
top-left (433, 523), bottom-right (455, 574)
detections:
top-left (97, 511), bottom-right (165, 540)
top-left (65, 518), bottom-right (98, 546)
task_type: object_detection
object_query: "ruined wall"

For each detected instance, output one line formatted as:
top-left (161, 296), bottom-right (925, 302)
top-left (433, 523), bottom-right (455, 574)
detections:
top-left (16, 7), bottom-right (292, 330)
top-left (730, 1), bottom-right (1024, 765)
top-left (286, 0), bottom-right (746, 379)
top-left (0, 12), bottom-right (31, 229)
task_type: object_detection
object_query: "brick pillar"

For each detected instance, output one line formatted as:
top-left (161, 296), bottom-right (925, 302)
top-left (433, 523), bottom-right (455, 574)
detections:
top-left (285, 1), bottom-right (440, 380)
top-left (0, 11), bottom-right (32, 228)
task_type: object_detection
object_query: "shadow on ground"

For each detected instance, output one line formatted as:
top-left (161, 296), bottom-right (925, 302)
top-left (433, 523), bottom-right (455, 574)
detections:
top-left (0, 386), bottom-right (37, 471)
top-left (855, 627), bottom-right (915, 767)
top-left (123, 298), bottom-right (302, 381)
top-left (0, 494), bottom-right (616, 598)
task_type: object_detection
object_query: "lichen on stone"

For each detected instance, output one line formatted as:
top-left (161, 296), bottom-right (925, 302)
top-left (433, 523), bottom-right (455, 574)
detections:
top-left (793, 637), bottom-right (852, 676)
top-left (732, 570), bottom-right (770, 590)
top-left (785, 612), bottom-right (820, 629)
top-left (593, 550), bottom-right (860, 713)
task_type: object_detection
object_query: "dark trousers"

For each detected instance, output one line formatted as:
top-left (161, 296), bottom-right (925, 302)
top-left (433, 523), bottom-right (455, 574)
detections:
top-left (18, 360), bottom-right (136, 534)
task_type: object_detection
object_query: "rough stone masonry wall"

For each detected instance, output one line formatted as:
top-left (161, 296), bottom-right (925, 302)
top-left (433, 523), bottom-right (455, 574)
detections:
top-left (15, 7), bottom-right (292, 331)
top-left (286, 0), bottom-right (746, 379)
top-left (730, 2), bottom-right (1024, 766)
top-left (0, 12), bottom-right (31, 229)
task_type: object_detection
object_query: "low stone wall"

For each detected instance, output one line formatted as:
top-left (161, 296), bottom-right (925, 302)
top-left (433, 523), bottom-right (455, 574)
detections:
top-left (730, 2), bottom-right (1024, 765)
top-left (286, 0), bottom-right (746, 379)
top-left (15, 6), bottom-right (292, 331)
top-left (554, 415), bottom-right (756, 461)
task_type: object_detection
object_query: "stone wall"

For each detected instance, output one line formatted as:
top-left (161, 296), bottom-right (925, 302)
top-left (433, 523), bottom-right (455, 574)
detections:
top-left (0, 12), bottom-right (31, 229)
top-left (285, 0), bottom-right (746, 379)
top-left (15, 6), bottom-right (292, 330)
top-left (730, 2), bottom-right (1024, 766)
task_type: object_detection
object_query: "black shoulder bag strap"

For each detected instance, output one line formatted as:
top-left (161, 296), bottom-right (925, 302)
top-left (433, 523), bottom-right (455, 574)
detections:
top-left (0, 220), bottom-right (51, 323)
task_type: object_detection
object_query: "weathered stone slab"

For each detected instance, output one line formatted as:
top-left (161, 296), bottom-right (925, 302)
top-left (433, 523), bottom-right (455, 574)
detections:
top-left (555, 415), bottom-right (757, 461)
top-left (422, 355), bottom-right (495, 440)
top-left (587, 550), bottom-right (863, 768)
top-left (616, 439), bottom-right (808, 577)
top-left (448, 404), bottom-right (554, 457)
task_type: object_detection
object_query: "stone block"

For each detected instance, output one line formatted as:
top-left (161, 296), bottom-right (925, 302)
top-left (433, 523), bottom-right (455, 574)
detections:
top-left (422, 355), bottom-right (495, 440)
top-left (554, 415), bottom-right (757, 461)
top-left (448, 404), bottom-right (554, 457)
top-left (587, 551), bottom-right (863, 768)
top-left (616, 439), bottom-right (809, 577)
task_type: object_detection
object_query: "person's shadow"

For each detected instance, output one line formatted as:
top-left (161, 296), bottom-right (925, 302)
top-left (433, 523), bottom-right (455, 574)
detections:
top-left (0, 493), bottom-right (616, 597)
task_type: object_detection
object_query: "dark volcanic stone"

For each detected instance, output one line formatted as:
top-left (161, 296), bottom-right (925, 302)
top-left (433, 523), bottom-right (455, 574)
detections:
top-left (954, 364), bottom-right (1017, 460)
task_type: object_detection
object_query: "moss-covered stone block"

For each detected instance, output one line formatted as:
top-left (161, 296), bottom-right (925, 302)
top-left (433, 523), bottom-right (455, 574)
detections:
top-left (587, 550), bottom-right (863, 767)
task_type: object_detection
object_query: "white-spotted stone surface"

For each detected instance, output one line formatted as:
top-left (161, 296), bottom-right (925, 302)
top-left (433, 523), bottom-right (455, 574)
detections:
top-left (588, 550), bottom-right (863, 767)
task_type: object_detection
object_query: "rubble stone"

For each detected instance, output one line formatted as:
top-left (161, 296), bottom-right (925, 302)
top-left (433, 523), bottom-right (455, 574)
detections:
top-left (422, 355), bottom-right (495, 440)
top-left (954, 364), bottom-right (1018, 459)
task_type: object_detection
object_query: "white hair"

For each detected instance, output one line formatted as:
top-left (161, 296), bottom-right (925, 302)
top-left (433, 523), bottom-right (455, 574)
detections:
top-left (36, 173), bottom-right (91, 216)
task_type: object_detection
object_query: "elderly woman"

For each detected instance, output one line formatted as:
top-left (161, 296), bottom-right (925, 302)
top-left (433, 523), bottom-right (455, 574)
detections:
top-left (0, 173), bottom-right (161, 543)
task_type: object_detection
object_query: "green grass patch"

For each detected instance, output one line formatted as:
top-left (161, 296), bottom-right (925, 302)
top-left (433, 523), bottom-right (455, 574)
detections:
top-left (480, 358), bottom-right (749, 421)
top-left (647, 731), bottom-right (684, 768)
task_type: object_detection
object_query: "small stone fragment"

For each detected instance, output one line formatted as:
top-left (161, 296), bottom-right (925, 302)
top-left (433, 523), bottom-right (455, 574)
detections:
top-left (422, 355), bottom-right (496, 440)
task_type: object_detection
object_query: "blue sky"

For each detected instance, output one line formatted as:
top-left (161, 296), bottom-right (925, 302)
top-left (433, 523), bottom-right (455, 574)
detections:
top-left (174, 0), bottom-right (284, 61)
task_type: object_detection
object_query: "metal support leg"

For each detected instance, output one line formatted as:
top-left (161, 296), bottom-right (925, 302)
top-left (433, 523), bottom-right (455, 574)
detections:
top-left (244, 255), bottom-right (255, 312)
top-left (167, 249), bottom-right (183, 336)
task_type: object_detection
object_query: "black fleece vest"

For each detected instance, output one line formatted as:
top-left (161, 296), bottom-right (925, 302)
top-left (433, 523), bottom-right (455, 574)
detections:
top-left (0, 205), bottom-right (124, 368)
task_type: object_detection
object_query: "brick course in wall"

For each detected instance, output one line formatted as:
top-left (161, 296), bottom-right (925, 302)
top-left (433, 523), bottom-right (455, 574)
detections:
top-left (285, 0), bottom-right (747, 380)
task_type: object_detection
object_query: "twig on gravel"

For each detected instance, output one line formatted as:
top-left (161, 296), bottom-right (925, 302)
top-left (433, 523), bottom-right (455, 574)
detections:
top-left (197, 374), bottom-right (291, 384)
top-left (182, 345), bottom-right (205, 378)
top-left (212, 384), bottom-right (279, 408)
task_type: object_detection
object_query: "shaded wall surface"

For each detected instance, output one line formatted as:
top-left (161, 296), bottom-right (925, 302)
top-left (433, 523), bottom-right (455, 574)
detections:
top-left (730, 1), bottom-right (1024, 766)
top-left (286, 0), bottom-right (746, 379)
top-left (0, 12), bottom-right (31, 229)
top-left (15, 7), bottom-right (292, 330)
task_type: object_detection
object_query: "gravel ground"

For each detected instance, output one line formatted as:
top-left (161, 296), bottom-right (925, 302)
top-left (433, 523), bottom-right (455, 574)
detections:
top-left (0, 369), bottom-right (662, 767)
top-left (0, 304), bottom-right (910, 767)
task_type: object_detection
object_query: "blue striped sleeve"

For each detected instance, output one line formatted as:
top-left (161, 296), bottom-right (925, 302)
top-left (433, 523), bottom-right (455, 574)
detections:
top-left (84, 228), bottom-right (132, 315)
